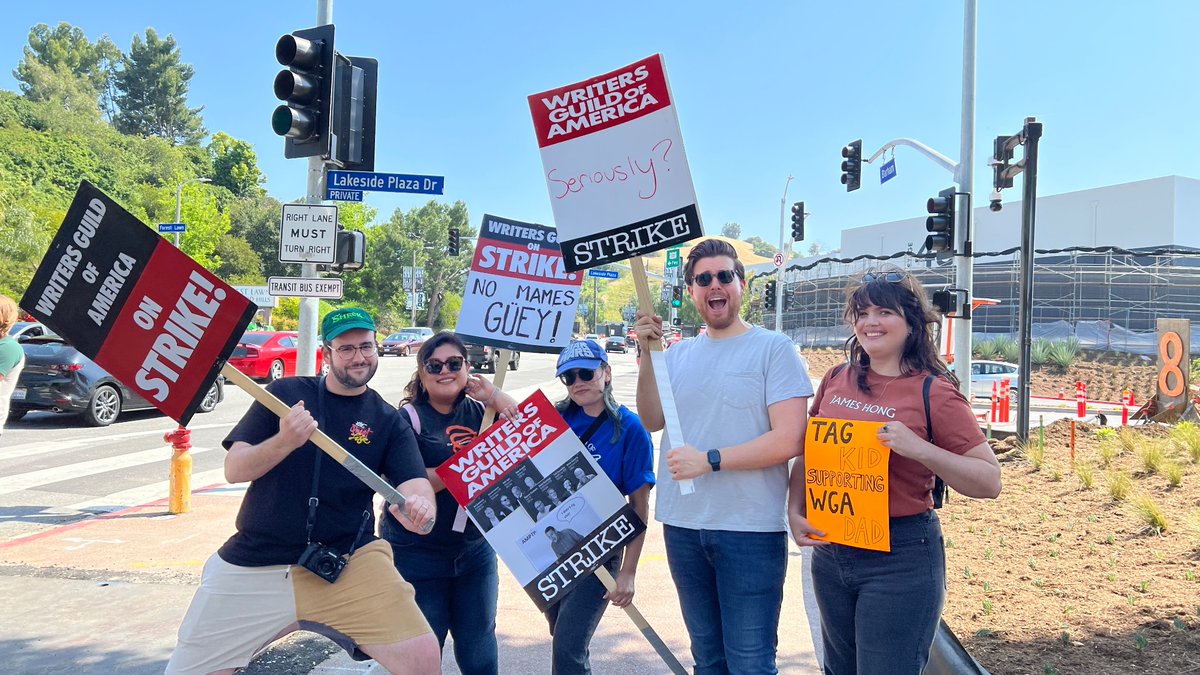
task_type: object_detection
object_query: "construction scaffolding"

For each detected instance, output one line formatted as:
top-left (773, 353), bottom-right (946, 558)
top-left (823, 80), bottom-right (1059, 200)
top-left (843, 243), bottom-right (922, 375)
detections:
top-left (776, 248), bottom-right (1200, 348)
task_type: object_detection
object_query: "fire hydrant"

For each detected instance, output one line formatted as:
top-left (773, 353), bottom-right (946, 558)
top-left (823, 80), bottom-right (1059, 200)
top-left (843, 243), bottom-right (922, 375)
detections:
top-left (165, 426), bottom-right (192, 514)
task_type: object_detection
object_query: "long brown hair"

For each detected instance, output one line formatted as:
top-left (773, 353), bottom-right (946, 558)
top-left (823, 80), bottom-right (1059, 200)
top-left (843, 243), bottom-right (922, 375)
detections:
top-left (399, 331), bottom-right (469, 407)
top-left (841, 269), bottom-right (957, 394)
top-left (0, 295), bottom-right (18, 335)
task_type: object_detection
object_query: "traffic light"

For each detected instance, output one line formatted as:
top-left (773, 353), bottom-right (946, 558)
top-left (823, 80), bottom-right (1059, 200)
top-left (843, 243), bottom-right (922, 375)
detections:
top-left (931, 289), bottom-right (956, 315)
top-left (447, 227), bottom-right (460, 256)
top-left (840, 139), bottom-right (862, 192)
top-left (925, 187), bottom-right (957, 254)
top-left (993, 134), bottom-right (1016, 190)
top-left (764, 280), bottom-right (777, 311)
top-left (782, 286), bottom-right (793, 311)
top-left (330, 55), bottom-right (378, 171)
top-left (790, 201), bottom-right (805, 241)
top-left (273, 25), bottom-right (336, 159)
top-left (670, 285), bottom-right (683, 308)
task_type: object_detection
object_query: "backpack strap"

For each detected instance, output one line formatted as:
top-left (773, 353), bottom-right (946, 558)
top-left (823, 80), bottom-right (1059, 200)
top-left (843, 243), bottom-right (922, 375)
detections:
top-left (923, 373), bottom-right (948, 509)
top-left (402, 403), bottom-right (421, 435)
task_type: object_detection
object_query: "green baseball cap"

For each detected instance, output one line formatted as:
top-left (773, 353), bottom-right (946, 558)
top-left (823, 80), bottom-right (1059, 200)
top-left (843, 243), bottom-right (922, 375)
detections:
top-left (322, 307), bottom-right (376, 341)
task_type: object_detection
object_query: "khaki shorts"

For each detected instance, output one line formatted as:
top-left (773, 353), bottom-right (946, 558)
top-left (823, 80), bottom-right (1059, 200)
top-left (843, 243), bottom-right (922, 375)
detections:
top-left (166, 539), bottom-right (430, 675)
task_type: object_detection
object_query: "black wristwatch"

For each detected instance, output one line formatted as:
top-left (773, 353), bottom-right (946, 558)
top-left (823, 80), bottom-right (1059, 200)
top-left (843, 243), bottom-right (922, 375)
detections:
top-left (707, 448), bottom-right (722, 472)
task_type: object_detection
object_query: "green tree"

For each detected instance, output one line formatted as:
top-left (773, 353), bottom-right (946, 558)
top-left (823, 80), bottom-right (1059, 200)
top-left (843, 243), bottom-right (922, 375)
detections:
top-left (745, 236), bottom-right (778, 258)
top-left (384, 200), bottom-right (473, 329)
top-left (213, 233), bottom-right (263, 283)
top-left (209, 132), bottom-right (264, 197)
top-left (156, 177), bottom-right (228, 268)
top-left (13, 23), bottom-right (121, 115)
top-left (113, 28), bottom-right (206, 145)
top-left (721, 222), bottom-right (741, 239)
top-left (227, 193), bottom-right (291, 278)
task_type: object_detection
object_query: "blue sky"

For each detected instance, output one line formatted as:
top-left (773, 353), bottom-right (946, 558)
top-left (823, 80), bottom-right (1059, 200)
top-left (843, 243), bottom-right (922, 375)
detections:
top-left (2, 2), bottom-right (1196, 252)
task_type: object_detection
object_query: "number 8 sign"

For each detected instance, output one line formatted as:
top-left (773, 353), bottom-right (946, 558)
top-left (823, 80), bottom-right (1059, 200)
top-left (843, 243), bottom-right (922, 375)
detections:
top-left (1156, 318), bottom-right (1190, 410)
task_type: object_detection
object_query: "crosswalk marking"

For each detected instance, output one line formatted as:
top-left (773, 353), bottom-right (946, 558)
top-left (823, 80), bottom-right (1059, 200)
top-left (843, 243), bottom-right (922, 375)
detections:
top-left (0, 445), bottom-right (217, 494)
top-left (0, 422), bottom-right (229, 461)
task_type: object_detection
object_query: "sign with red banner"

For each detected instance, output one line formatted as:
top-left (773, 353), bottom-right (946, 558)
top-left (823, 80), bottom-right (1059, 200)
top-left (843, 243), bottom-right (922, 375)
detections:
top-left (528, 54), bottom-right (703, 272)
top-left (19, 181), bottom-right (256, 425)
top-left (436, 390), bottom-right (644, 611)
top-left (455, 214), bottom-right (582, 354)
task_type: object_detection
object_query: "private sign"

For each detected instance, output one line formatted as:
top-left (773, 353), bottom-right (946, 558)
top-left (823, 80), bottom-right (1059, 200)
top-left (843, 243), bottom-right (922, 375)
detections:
top-left (279, 203), bottom-right (338, 264)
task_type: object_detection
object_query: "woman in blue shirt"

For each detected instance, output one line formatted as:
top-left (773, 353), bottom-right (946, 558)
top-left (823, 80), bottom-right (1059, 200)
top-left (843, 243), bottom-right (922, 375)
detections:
top-left (548, 339), bottom-right (655, 674)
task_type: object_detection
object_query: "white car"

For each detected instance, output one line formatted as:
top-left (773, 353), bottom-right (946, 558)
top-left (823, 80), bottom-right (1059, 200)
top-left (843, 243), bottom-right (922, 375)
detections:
top-left (8, 321), bottom-right (57, 342)
top-left (970, 360), bottom-right (1020, 401)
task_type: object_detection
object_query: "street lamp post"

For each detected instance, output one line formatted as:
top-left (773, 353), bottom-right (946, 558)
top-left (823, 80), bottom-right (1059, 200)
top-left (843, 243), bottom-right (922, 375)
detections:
top-left (174, 177), bottom-right (212, 248)
top-left (775, 175), bottom-right (794, 332)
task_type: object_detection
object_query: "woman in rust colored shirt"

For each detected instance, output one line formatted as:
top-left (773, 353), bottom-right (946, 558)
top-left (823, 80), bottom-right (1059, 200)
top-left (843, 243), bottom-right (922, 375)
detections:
top-left (788, 269), bottom-right (1002, 674)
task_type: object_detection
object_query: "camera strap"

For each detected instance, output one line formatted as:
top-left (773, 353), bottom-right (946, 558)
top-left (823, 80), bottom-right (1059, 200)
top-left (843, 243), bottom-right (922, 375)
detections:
top-left (304, 377), bottom-right (327, 546)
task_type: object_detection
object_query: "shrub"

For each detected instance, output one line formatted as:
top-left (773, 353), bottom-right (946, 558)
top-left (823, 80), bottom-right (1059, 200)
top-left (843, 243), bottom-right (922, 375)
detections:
top-left (1137, 442), bottom-right (1167, 475)
top-left (1163, 462), bottom-right (1185, 487)
top-left (1132, 493), bottom-right (1169, 533)
top-left (1171, 422), bottom-right (1200, 463)
top-left (973, 338), bottom-right (998, 360)
top-left (1098, 439), bottom-right (1118, 467)
top-left (1047, 338), bottom-right (1082, 369)
top-left (1116, 427), bottom-right (1140, 453)
top-left (1076, 462), bottom-right (1096, 489)
top-left (1024, 440), bottom-right (1045, 471)
top-left (1031, 338), bottom-right (1053, 365)
top-left (1107, 470), bottom-right (1132, 501)
top-left (992, 335), bottom-right (1019, 363)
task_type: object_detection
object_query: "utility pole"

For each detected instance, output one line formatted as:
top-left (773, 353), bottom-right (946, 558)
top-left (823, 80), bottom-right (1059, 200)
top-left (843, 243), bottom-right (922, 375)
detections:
top-left (592, 276), bottom-right (598, 335)
top-left (295, 0), bottom-right (333, 377)
top-left (952, 0), bottom-right (978, 398)
top-left (775, 175), bottom-right (794, 332)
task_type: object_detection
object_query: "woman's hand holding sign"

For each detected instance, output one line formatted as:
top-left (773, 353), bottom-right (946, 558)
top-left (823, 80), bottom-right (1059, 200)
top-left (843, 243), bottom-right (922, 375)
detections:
top-left (876, 421), bottom-right (925, 461)
top-left (787, 511), bottom-right (829, 548)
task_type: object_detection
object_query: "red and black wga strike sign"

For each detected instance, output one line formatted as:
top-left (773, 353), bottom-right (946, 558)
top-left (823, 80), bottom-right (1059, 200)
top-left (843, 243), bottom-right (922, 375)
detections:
top-left (20, 181), bottom-right (256, 425)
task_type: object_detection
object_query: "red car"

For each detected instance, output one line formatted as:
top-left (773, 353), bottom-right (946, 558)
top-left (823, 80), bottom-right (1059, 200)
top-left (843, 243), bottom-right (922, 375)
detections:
top-left (227, 332), bottom-right (326, 382)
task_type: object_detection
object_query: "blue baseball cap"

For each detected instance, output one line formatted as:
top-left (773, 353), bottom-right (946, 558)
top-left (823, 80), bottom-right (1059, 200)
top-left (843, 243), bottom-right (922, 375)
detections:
top-left (556, 340), bottom-right (607, 376)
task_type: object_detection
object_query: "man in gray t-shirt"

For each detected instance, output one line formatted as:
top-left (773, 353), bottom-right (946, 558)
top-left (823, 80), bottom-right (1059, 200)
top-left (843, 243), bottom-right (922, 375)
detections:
top-left (635, 239), bottom-right (812, 674)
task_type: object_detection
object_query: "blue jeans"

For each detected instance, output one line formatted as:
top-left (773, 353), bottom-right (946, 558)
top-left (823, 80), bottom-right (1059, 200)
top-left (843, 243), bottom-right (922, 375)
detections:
top-left (663, 524), bottom-right (787, 675)
top-left (389, 536), bottom-right (499, 675)
top-left (544, 554), bottom-right (622, 675)
top-left (810, 511), bottom-right (946, 675)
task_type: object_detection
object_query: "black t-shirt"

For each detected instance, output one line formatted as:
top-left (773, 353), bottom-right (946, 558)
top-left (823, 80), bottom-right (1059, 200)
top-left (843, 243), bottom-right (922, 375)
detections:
top-left (381, 396), bottom-right (485, 550)
top-left (218, 377), bottom-right (424, 567)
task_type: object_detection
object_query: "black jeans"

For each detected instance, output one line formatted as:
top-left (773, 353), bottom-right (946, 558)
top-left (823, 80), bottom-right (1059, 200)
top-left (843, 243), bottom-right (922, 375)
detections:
top-left (544, 554), bottom-right (622, 675)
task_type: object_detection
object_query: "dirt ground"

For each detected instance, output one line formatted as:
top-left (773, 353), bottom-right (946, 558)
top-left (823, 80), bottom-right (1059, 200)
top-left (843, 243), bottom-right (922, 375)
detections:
top-left (803, 350), bottom-right (1200, 674)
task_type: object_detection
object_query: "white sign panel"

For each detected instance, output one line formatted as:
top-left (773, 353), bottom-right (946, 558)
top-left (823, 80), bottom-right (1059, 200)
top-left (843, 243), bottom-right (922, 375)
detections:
top-left (232, 285), bottom-right (278, 308)
top-left (436, 391), bottom-right (645, 612)
top-left (529, 54), bottom-right (703, 272)
top-left (279, 203), bottom-right (338, 264)
top-left (455, 214), bottom-right (581, 354)
top-left (267, 276), bottom-right (344, 299)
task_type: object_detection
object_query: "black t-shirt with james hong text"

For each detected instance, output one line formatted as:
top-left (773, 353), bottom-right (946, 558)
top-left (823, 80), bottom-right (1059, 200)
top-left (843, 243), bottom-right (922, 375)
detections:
top-left (218, 377), bottom-right (424, 567)
top-left (381, 397), bottom-right (486, 550)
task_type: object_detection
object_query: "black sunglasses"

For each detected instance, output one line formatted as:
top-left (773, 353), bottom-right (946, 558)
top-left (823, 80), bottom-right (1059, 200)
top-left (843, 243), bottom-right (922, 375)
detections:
top-left (424, 356), bottom-right (465, 375)
top-left (559, 368), bottom-right (597, 386)
top-left (692, 269), bottom-right (737, 287)
top-left (862, 272), bottom-right (905, 284)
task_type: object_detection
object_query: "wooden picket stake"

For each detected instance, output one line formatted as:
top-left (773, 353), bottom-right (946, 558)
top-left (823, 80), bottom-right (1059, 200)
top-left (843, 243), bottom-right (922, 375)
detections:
top-left (629, 256), bottom-right (694, 495)
top-left (221, 363), bottom-right (431, 532)
top-left (594, 565), bottom-right (687, 674)
top-left (479, 348), bottom-right (510, 430)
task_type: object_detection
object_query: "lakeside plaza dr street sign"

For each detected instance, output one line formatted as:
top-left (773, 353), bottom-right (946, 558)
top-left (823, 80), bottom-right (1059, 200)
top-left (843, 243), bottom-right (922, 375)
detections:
top-left (279, 203), bottom-right (338, 264)
top-left (327, 170), bottom-right (445, 195)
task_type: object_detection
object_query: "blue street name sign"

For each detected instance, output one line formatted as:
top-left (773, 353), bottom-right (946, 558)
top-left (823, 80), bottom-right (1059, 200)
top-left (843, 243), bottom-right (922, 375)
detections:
top-left (880, 158), bottom-right (897, 184)
top-left (327, 170), bottom-right (445, 195)
top-left (587, 269), bottom-right (619, 279)
top-left (157, 223), bottom-right (186, 233)
top-left (325, 188), bottom-right (364, 202)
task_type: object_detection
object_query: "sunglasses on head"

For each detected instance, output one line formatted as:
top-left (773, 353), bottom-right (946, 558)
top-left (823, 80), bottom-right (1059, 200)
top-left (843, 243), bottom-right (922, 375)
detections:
top-left (692, 269), bottom-right (737, 287)
top-left (559, 368), bottom-right (597, 386)
top-left (424, 356), bottom-right (465, 375)
top-left (862, 271), bottom-right (905, 284)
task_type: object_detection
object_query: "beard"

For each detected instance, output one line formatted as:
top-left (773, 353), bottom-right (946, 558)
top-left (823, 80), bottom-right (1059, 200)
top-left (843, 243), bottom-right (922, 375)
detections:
top-left (331, 358), bottom-right (378, 389)
top-left (698, 294), bottom-right (742, 330)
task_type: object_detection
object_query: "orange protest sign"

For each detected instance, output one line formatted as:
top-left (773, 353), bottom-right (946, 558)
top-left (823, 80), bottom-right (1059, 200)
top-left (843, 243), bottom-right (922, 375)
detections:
top-left (803, 417), bottom-right (891, 552)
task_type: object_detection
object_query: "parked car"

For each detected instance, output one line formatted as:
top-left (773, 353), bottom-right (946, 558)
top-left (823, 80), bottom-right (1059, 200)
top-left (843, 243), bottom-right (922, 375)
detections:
top-left (8, 336), bottom-right (223, 427)
top-left (664, 332), bottom-right (683, 349)
top-left (464, 341), bottom-right (521, 373)
top-left (605, 336), bottom-right (628, 354)
top-left (227, 331), bottom-right (326, 382)
top-left (400, 327), bottom-right (435, 340)
top-left (378, 332), bottom-right (422, 356)
top-left (971, 360), bottom-right (1020, 402)
top-left (584, 333), bottom-right (601, 342)
top-left (8, 321), bottom-right (57, 342)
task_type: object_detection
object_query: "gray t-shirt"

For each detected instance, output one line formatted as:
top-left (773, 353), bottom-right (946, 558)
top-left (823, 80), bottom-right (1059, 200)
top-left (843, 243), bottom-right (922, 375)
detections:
top-left (656, 326), bottom-right (813, 532)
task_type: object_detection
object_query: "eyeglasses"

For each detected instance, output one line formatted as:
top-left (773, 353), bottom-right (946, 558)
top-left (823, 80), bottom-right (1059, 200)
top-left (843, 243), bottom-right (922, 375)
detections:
top-left (333, 343), bottom-right (378, 359)
top-left (862, 272), bottom-right (905, 284)
top-left (559, 368), bottom-right (597, 386)
top-left (692, 269), bottom-right (737, 287)
top-left (423, 356), bottom-right (465, 375)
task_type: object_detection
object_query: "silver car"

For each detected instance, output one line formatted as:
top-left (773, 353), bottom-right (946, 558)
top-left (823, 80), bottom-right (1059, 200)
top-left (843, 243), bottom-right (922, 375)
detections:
top-left (970, 360), bottom-right (1020, 402)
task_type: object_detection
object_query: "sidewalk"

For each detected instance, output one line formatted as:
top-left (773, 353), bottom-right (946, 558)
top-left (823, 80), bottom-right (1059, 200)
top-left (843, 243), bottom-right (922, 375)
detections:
top-left (0, 480), bottom-right (821, 674)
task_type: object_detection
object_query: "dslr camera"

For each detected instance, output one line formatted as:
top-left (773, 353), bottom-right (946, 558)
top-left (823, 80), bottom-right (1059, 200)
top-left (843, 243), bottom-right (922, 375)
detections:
top-left (298, 542), bottom-right (347, 583)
